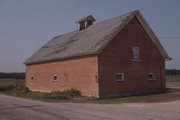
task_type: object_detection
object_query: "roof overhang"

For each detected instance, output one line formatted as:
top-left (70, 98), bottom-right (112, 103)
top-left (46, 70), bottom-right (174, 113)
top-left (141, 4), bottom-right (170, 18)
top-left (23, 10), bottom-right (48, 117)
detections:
top-left (135, 11), bottom-right (171, 61)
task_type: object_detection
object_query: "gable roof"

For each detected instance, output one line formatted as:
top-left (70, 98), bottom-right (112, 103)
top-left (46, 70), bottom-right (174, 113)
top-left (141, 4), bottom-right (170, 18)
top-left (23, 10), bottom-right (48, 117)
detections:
top-left (24, 10), bottom-right (170, 65)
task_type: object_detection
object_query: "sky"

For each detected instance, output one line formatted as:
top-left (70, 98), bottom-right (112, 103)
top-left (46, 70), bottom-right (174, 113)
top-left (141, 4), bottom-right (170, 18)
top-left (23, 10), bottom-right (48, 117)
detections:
top-left (0, 0), bottom-right (180, 72)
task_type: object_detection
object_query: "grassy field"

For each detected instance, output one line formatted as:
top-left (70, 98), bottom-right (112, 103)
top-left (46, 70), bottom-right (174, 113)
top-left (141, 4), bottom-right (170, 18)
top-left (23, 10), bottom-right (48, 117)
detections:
top-left (0, 74), bottom-right (180, 103)
top-left (0, 78), bottom-right (25, 90)
top-left (166, 74), bottom-right (180, 87)
top-left (0, 78), bottom-right (24, 86)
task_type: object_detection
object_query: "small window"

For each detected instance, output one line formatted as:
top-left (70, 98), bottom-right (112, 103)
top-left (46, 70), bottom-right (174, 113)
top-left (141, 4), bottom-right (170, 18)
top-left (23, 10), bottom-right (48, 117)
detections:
top-left (148, 73), bottom-right (156, 80)
top-left (52, 75), bottom-right (58, 81)
top-left (30, 75), bottom-right (34, 81)
top-left (132, 46), bottom-right (140, 60)
top-left (116, 73), bottom-right (124, 81)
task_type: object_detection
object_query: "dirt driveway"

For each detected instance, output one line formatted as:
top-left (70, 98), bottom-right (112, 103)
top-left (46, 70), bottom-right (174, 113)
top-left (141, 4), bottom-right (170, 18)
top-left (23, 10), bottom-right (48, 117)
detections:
top-left (0, 94), bottom-right (180, 120)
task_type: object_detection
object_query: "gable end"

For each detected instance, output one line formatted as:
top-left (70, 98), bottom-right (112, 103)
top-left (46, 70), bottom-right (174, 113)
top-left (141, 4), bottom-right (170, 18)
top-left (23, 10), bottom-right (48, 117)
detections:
top-left (135, 12), bottom-right (171, 60)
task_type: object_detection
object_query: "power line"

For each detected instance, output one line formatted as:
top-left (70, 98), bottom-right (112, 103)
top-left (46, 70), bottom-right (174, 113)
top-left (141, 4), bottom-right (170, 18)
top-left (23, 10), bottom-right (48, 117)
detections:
top-left (159, 37), bottom-right (180, 40)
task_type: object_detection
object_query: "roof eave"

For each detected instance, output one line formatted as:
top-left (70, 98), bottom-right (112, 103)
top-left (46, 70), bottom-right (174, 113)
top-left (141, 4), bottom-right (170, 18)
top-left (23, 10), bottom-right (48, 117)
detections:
top-left (24, 53), bottom-right (99, 65)
top-left (135, 11), bottom-right (171, 61)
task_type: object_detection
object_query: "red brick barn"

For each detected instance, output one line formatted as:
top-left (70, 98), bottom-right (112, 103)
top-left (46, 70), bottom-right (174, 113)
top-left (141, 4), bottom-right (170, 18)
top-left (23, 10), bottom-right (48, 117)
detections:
top-left (24, 10), bottom-right (171, 98)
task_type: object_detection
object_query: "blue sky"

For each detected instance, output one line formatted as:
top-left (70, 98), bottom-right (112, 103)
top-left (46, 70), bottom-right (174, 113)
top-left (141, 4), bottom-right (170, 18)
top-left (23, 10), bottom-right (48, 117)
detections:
top-left (0, 0), bottom-right (180, 72)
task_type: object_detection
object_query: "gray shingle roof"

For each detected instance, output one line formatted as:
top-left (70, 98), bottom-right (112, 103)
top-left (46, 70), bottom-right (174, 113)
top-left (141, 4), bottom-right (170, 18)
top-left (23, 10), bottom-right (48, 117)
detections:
top-left (24, 10), bottom-right (170, 64)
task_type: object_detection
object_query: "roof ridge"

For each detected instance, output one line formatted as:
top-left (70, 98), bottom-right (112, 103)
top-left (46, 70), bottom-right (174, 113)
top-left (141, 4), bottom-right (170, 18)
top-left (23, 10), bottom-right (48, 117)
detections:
top-left (50, 10), bottom-right (138, 40)
top-left (92, 10), bottom-right (138, 26)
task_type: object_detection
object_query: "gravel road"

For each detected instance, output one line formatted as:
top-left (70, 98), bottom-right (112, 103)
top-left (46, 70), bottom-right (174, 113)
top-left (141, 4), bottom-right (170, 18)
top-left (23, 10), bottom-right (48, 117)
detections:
top-left (0, 94), bottom-right (180, 120)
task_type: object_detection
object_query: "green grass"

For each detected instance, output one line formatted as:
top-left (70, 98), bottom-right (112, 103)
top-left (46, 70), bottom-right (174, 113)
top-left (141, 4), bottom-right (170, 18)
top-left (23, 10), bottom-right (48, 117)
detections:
top-left (1, 90), bottom-right (180, 104)
top-left (0, 75), bottom-right (180, 104)
top-left (78, 92), bottom-right (180, 104)
top-left (0, 86), bottom-right (81, 101)
top-left (166, 74), bottom-right (180, 87)
top-left (1, 91), bottom-right (70, 101)
top-left (0, 78), bottom-right (25, 87)
top-left (166, 74), bottom-right (180, 82)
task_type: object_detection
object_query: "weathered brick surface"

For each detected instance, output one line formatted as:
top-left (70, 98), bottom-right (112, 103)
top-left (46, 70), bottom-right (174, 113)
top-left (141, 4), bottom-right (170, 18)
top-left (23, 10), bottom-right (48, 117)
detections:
top-left (98, 17), bottom-right (165, 97)
top-left (26, 56), bottom-right (99, 97)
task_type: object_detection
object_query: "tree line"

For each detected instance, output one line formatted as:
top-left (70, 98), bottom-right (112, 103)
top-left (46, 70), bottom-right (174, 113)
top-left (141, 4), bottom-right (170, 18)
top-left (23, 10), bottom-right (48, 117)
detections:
top-left (0, 72), bottom-right (25, 79)
top-left (166, 69), bottom-right (180, 75)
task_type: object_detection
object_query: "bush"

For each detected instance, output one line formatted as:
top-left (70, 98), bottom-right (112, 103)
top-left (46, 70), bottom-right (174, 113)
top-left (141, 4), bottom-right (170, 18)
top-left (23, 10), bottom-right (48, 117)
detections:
top-left (63, 88), bottom-right (81, 98)
top-left (18, 87), bottom-right (30, 93)
top-left (44, 89), bottom-right (81, 100)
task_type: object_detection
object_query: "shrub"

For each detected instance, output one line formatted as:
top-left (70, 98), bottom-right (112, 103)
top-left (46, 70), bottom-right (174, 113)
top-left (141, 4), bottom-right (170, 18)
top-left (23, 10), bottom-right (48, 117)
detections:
top-left (63, 88), bottom-right (81, 98)
top-left (16, 85), bottom-right (29, 91)
top-left (43, 89), bottom-right (81, 100)
top-left (19, 87), bottom-right (30, 93)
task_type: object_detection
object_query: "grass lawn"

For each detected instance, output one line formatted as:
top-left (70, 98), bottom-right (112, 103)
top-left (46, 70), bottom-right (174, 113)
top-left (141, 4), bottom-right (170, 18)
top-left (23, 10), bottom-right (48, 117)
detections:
top-left (0, 75), bottom-right (180, 104)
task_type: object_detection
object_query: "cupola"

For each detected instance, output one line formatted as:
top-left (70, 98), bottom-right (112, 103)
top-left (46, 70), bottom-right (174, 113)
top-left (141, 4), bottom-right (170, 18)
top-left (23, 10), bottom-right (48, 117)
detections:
top-left (76, 15), bottom-right (96, 31)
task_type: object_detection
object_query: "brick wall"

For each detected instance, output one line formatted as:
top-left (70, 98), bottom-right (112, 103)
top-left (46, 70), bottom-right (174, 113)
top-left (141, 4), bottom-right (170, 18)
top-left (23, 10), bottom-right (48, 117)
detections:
top-left (26, 16), bottom-right (166, 98)
top-left (26, 55), bottom-right (99, 97)
top-left (98, 17), bottom-right (166, 97)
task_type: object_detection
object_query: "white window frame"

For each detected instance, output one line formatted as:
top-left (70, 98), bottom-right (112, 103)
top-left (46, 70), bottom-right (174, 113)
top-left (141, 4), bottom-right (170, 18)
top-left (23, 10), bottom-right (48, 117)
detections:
top-left (115, 73), bottom-right (125, 81)
top-left (30, 75), bottom-right (34, 81)
top-left (148, 73), bottom-right (156, 80)
top-left (132, 46), bottom-right (140, 60)
top-left (52, 74), bottom-right (58, 81)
